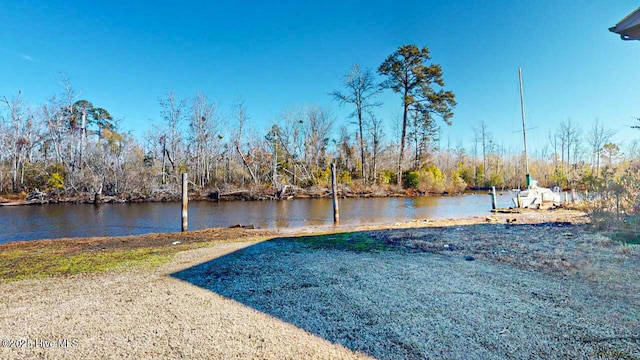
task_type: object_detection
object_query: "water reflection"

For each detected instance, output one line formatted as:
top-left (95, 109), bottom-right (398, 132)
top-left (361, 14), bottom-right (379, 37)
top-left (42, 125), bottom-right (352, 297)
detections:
top-left (0, 194), bottom-right (512, 243)
top-left (274, 200), bottom-right (291, 228)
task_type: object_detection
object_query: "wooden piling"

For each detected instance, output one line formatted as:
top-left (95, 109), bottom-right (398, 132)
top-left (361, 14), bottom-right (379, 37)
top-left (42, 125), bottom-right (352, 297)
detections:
top-left (94, 185), bottom-right (103, 205)
top-left (491, 186), bottom-right (497, 210)
top-left (182, 173), bottom-right (188, 232)
top-left (331, 163), bottom-right (339, 224)
top-left (571, 189), bottom-right (576, 203)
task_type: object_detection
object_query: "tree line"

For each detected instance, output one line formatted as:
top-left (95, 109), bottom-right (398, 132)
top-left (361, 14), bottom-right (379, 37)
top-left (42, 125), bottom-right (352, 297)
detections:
top-left (1, 44), bottom-right (638, 203)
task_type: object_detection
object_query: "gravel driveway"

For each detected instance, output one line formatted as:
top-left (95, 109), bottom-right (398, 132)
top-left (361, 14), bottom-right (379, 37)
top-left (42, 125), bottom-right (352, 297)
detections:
top-left (172, 236), bottom-right (639, 359)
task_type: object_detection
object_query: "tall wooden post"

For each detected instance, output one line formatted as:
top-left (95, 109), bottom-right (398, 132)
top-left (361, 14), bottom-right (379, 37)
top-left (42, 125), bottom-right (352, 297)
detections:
top-left (182, 173), bottom-right (188, 232)
top-left (331, 163), bottom-right (339, 224)
top-left (491, 186), bottom-right (497, 210)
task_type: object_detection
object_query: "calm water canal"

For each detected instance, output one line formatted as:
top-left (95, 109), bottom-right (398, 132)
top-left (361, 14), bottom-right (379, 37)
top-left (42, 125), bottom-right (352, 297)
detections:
top-left (0, 193), bottom-right (514, 243)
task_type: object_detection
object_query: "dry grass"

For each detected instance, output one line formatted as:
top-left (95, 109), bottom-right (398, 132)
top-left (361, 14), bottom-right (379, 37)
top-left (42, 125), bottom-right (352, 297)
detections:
top-left (173, 230), bottom-right (640, 359)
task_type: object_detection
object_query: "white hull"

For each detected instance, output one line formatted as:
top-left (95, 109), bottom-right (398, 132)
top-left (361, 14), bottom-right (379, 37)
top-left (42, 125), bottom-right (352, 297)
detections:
top-left (511, 187), bottom-right (561, 208)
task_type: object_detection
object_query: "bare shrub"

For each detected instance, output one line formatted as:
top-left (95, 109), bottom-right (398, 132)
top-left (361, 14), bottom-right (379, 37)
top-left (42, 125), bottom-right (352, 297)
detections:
top-left (582, 160), bottom-right (640, 241)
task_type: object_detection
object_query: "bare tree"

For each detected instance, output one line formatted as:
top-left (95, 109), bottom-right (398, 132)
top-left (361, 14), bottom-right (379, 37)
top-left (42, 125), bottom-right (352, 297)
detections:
top-left (587, 118), bottom-right (615, 177)
top-left (556, 119), bottom-right (580, 171)
top-left (548, 130), bottom-right (560, 174)
top-left (278, 106), bottom-right (308, 185)
top-left (232, 100), bottom-right (258, 185)
top-left (331, 64), bottom-right (380, 182)
top-left (58, 76), bottom-right (83, 177)
top-left (553, 124), bottom-right (567, 178)
top-left (627, 139), bottom-right (640, 160)
top-left (474, 120), bottom-right (491, 187)
top-left (336, 125), bottom-right (355, 176)
top-left (369, 115), bottom-right (384, 184)
top-left (303, 105), bottom-right (332, 175)
top-left (1, 92), bottom-right (30, 192)
top-left (158, 91), bottom-right (186, 182)
top-left (556, 119), bottom-right (582, 184)
top-left (189, 92), bottom-right (220, 187)
top-left (41, 95), bottom-right (66, 165)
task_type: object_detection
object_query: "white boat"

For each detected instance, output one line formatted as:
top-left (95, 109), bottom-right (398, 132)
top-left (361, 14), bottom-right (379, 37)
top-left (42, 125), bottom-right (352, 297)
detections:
top-left (512, 180), bottom-right (561, 208)
top-left (511, 67), bottom-right (561, 208)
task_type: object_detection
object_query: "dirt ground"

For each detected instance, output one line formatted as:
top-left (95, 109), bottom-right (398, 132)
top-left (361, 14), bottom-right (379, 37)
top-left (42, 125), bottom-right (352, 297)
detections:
top-left (1, 209), bottom-right (639, 359)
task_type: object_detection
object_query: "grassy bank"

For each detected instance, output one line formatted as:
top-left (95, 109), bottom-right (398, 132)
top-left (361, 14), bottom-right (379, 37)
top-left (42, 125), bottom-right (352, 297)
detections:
top-left (0, 228), bottom-right (274, 283)
top-left (1, 229), bottom-right (386, 283)
top-left (0, 246), bottom-right (173, 282)
top-left (1, 209), bottom-right (635, 284)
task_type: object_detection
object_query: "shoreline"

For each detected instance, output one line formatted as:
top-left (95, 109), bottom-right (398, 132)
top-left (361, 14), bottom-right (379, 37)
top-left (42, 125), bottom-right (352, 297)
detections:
top-left (1, 208), bottom-right (638, 359)
top-left (0, 208), bottom-right (589, 255)
top-left (0, 208), bottom-right (589, 287)
top-left (0, 199), bottom-right (577, 247)
top-left (0, 185), bottom-right (497, 207)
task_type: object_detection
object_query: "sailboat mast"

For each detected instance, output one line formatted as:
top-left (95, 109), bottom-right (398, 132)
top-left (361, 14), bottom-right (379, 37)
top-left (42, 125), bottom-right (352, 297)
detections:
top-left (518, 67), bottom-right (530, 182)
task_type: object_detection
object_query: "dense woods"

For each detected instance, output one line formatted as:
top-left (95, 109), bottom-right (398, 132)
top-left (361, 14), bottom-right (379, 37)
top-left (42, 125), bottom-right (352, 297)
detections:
top-left (1, 45), bottom-right (638, 223)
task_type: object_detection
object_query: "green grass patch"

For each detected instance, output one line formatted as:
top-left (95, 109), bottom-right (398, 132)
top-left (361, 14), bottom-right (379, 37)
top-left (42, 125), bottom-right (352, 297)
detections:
top-left (292, 231), bottom-right (389, 252)
top-left (609, 231), bottom-right (640, 244)
top-left (0, 246), bottom-right (174, 282)
top-left (0, 233), bottom-right (275, 283)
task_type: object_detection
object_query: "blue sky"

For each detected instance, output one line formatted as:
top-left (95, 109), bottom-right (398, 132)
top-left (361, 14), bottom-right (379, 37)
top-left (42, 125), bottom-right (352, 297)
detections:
top-left (1, 1), bottom-right (639, 157)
